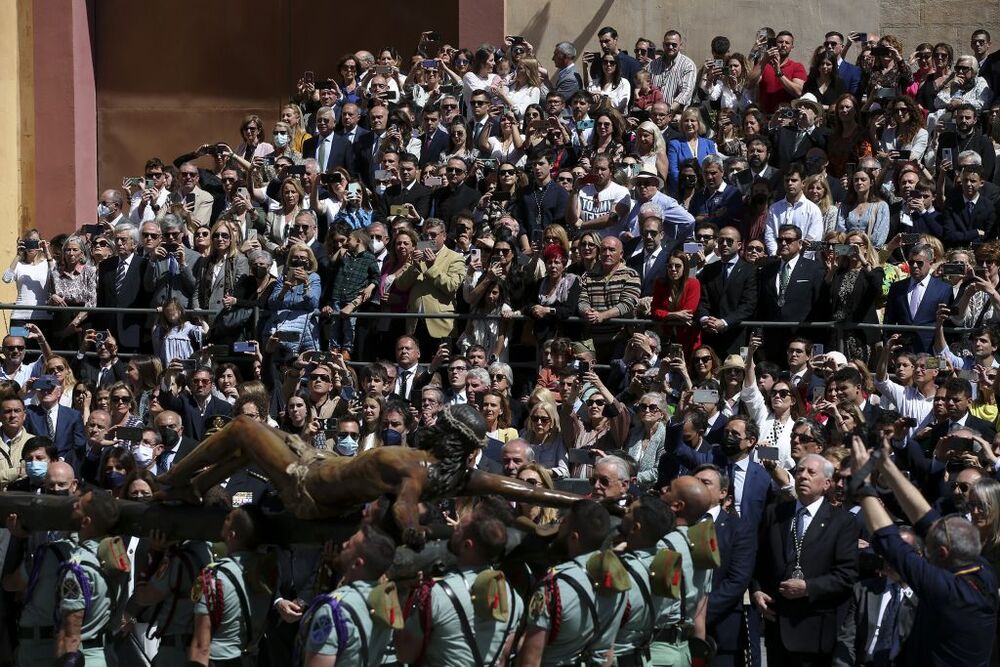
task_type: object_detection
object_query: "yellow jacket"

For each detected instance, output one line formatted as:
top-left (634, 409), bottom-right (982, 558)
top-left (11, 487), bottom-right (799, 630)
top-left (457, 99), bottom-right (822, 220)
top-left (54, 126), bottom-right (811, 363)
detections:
top-left (399, 246), bottom-right (467, 339)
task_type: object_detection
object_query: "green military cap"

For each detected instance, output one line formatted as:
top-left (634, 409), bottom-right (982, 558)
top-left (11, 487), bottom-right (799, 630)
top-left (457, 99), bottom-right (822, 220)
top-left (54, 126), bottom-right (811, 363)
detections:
top-left (471, 569), bottom-right (510, 622)
top-left (586, 549), bottom-right (631, 594)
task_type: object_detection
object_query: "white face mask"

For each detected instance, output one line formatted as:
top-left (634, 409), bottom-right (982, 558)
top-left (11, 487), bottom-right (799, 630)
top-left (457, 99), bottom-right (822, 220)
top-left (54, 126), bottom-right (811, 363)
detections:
top-left (273, 133), bottom-right (290, 148)
top-left (98, 203), bottom-right (112, 219)
top-left (371, 239), bottom-right (385, 254)
top-left (133, 445), bottom-right (154, 467)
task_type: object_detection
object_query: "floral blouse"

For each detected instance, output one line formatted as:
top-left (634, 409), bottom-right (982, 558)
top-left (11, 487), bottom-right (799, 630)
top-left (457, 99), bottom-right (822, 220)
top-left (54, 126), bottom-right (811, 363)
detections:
top-left (48, 262), bottom-right (97, 307)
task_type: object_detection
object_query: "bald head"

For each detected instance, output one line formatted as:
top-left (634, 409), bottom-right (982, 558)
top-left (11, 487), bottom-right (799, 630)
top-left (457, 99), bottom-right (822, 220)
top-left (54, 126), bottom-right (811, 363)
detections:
top-left (662, 475), bottom-right (712, 524)
top-left (45, 461), bottom-right (78, 495)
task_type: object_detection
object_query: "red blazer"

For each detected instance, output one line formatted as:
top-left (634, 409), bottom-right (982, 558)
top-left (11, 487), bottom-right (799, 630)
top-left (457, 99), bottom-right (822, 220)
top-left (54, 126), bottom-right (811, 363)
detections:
top-left (652, 277), bottom-right (702, 354)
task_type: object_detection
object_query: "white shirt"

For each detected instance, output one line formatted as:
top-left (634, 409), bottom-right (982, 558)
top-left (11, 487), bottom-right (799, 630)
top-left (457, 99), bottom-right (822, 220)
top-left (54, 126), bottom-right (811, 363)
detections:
top-left (731, 456), bottom-right (749, 515)
top-left (45, 403), bottom-right (60, 438)
top-left (577, 182), bottom-right (633, 237)
top-left (0, 357), bottom-right (45, 391)
top-left (866, 582), bottom-right (913, 658)
top-left (396, 363), bottom-right (420, 397)
top-left (764, 197), bottom-right (824, 254)
top-left (875, 379), bottom-right (933, 433)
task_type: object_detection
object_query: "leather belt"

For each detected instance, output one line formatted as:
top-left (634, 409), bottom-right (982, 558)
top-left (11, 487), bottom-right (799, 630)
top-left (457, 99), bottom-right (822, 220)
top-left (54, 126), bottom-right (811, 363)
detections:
top-left (653, 625), bottom-right (689, 644)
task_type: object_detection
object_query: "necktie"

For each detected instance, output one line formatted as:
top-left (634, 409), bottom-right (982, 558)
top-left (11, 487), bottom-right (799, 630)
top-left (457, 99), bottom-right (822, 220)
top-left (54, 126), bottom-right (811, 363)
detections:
top-left (46, 410), bottom-right (55, 439)
top-left (726, 462), bottom-right (737, 506)
top-left (115, 257), bottom-right (128, 293)
top-left (967, 200), bottom-right (975, 217)
top-left (97, 367), bottom-right (108, 388)
top-left (793, 130), bottom-right (807, 152)
top-left (398, 369), bottom-right (411, 398)
top-left (872, 582), bottom-right (902, 666)
top-left (909, 280), bottom-right (922, 318)
top-left (317, 137), bottom-right (329, 169)
top-left (778, 262), bottom-right (791, 304)
top-left (794, 505), bottom-right (808, 538)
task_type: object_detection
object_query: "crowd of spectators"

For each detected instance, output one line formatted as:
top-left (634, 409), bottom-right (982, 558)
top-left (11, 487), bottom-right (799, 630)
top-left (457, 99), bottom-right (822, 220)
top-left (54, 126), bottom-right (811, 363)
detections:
top-left (1, 21), bottom-right (1000, 667)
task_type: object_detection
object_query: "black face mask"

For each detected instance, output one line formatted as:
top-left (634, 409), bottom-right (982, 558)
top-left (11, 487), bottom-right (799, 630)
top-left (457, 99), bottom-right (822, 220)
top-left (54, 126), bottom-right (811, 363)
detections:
top-left (721, 431), bottom-right (743, 455)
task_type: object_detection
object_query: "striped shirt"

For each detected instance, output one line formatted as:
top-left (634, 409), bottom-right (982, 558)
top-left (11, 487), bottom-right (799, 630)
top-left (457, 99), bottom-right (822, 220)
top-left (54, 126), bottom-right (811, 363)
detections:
top-left (578, 264), bottom-right (641, 338)
top-left (648, 53), bottom-right (697, 108)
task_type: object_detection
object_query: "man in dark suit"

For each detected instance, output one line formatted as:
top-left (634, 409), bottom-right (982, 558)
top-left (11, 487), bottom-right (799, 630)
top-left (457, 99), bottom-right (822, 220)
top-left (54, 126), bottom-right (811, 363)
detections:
top-left (548, 41), bottom-right (583, 101)
top-left (302, 106), bottom-right (355, 173)
top-left (927, 377), bottom-right (997, 444)
top-left (24, 376), bottom-right (86, 471)
top-left (824, 31), bottom-right (862, 96)
top-left (626, 212), bottom-right (671, 296)
top-left (429, 157), bottom-right (480, 225)
top-left (96, 223), bottom-right (150, 352)
top-left (693, 464), bottom-right (760, 667)
top-left (71, 331), bottom-right (127, 389)
top-left (335, 102), bottom-right (369, 146)
top-left (884, 243), bottom-right (954, 353)
top-left (752, 453), bottom-right (859, 665)
top-left (832, 528), bottom-right (921, 667)
top-left (158, 367), bottom-right (233, 442)
top-left (757, 224), bottom-right (825, 362)
top-left (941, 164), bottom-right (997, 245)
top-left (665, 414), bottom-right (773, 531)
top-left (771, 96), bottom-right (830, 171)
top-left (153, 409), bottom-right (197, 473)
top-left (697, 226), bottom-right (758, 355)
top-left (747, 135), bottom-right (783, 191)
top-left (415, 105), bottom-right (451, 167)
top-left (376, 153), bottom-right (432, 221)
top-left (353, 104), bottom-right (389, 190)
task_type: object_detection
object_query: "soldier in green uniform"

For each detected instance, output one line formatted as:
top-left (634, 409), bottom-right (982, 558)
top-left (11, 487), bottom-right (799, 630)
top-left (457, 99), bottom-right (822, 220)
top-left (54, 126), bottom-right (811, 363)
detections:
top-left (650, 475), bottom-right (715, 667)
top-left (130, 530), bottom-right (214, 667)
top-left (188, 507), bottom-right (276, 667)
top-left (615, 494), bottom-right (680, 667)
top-left (298, 524), bottom-right (399, 666)
top-left (396, 498), bottom-right (524, 666)
top-left (55, 489), bottom-right (123, 667)
top-left (519, 499), bottom-right (630, 667)
top-left (3, 521), bottom-right (76, 663)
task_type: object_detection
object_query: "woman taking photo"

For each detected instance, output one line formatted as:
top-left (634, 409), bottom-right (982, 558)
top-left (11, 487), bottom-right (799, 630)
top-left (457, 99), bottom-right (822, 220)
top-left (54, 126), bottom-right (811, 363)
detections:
top-left (494, 58), bottom-right (543, 115)
top-left (46, 234), bottom-right (96, 346)
top-left (265, 243), bottom-right (321, 354)
top-left (824, 231), bottom-right (883, 361)
top-left (334, 54), bottom-right (364, 108)
top-left (836, 169), bottom-right (890, 246)
top-left (667, 108), bottom-right (718, 192)
top-left (379, 227), bottom-right (418, 343)
top-left (713, 110), bottom-right (745, 159)
top-left (741, 334), bottom-right (802, 469)
top-left (41, 355), bottom-right (77, 408)
top-left (625, 392), bottom-right (670, 492)
top-left (560, 370), bottom-right (631, 460)
top-left (192, 220), bottom-right (249, 322)
top-left (864, 36), bottom-right (913, 100)
top-left (880, 96), bottom-right (928, 164)
top-left (478, 110), bottom-right (526, 166)
top-left (584, 54), bottom-right (631, 112)
top-left (4, 230), bottom-right (51, 333)
top-left (520, 400), bottom-right (568, 478)
top-left (462, 46), bottom-right (502, 114)
top-left (708, 53), bottom-right (754, 112)
top-left (651, 250), bottom-right (702, 355)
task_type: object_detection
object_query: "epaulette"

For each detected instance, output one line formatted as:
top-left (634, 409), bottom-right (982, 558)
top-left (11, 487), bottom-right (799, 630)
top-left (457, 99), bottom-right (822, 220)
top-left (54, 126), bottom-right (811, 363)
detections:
top-left (470, 569), bottom-right (509, 622)
top-left (585, 549), bottom-right (632, 594)
top-left (686, 519), bottom-right (721, 570)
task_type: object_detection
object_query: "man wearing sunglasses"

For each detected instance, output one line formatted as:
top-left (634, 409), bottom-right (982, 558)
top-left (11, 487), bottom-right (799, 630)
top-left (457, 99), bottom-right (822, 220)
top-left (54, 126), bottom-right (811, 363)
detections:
top-left (430, 157), bottom-right (480, 225)
top-left (24, 375), bottom-right (86, 470)
top-left (821, 31), bottom-right (861, 96)
top-left (697, 226), bottom-right (758, 355)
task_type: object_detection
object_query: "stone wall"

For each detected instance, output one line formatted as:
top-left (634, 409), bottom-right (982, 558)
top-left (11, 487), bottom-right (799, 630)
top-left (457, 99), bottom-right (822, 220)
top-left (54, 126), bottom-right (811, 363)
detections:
top-left (880, 0), bottom-right (1000, 55)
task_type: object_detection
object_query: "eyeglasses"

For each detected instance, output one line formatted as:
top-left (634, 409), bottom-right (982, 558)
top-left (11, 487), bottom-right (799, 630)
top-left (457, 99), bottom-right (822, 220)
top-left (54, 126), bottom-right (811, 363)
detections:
top-left (147, 171), bottom-right (164, 178)
top-left (972, 39), bottom-right (988, 45)
top-left (310, 374), bottom-right (331, 382)
top-left (771, 389), bottom-right (792, 398)
top-left (445, 167), bottom-right (465, 174)
top-left (212, 232), bottom-right (231, 239)
top-left (557, 176), bottom-right (574, 182)
top-left (180, 172), bottom-right (199, 179)
top-left (777, 237), bottom-right (798, 245)
top-left (531, 414), bottom-right (552, 423)
top-left (717, 237), bottom-right (736, 246)
top-left (746, 245), bottom-right (765, 253)
top-left (586, 398), bottom-right (607, 406)
top-left (110, 396), bottom-right (130, 403)
top-left (790, 432), bottom-right (816, 442)
top-left (494, 248), bottom-right (512, 255)
top-left (47, 366), bottom-right (65, 372)
top-left (637, 403), bottom-right (660, 412)
top-left (498, 169), bottom-right (516, 176)
top-left (221, 177), bottom-right (238, 183)
top-left (195, 231), bottom-right (210, 238)
top-left (893, 107), bottom-right (909, 114)
top-left (490, 373), bottom-right (508, 381)
top-left (453, 60), bottom-right (468, 66)
top-left (471, 100), bottom-right (489, 106)
top-left (4, 345), bottom-right (24, 352)
top-left (917, 51), bottom-right (933, 58)
top-left (695, 234), bottom-right (715, 241)
top-left (142, 232), bottom-right (161, 238)
top-left (520, 477), bottom-right (541, 486)
top-left (190, 378), bottom-right (212, 385)
top-left (950, 481), bottom-right (973, 491)
top-left (694, 356), bottom-right (712, 364)
top-left (823, 41), bottom-right (839, 48)
top-left (641, 229), bottom-right (661, 238)
top-left (934, 53), bottom-right (949, 59)
top-left (441, 103), bottom-right (459, 109)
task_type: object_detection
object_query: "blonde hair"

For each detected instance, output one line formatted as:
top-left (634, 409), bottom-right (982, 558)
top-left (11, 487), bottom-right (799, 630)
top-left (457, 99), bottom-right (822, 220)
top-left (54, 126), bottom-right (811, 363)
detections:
top-left (803, 174), bottom-right (833, 214)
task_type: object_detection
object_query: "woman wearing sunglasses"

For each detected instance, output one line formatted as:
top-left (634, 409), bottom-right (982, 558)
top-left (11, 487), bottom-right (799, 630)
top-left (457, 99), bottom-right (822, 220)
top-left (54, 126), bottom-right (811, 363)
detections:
top-left (741, 334), bottom-right (803, 470)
